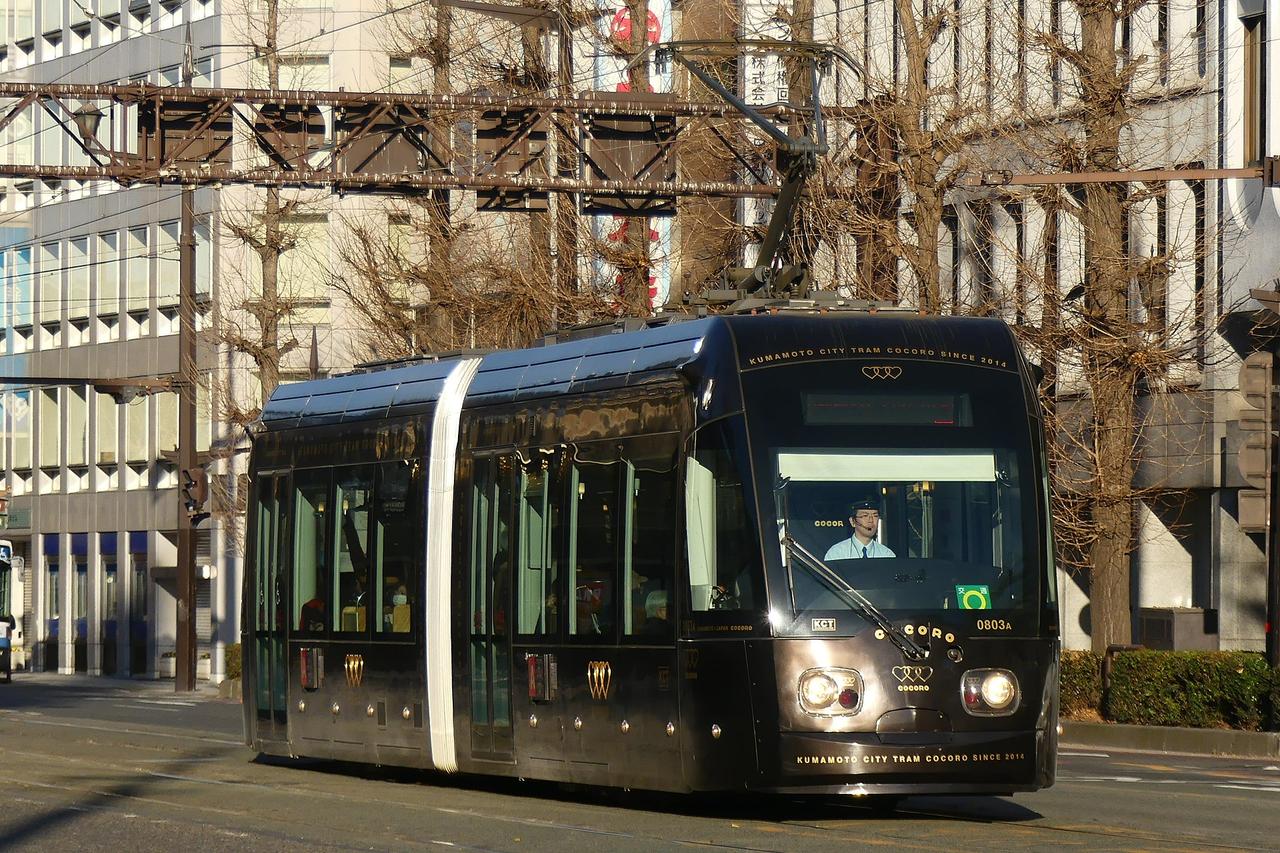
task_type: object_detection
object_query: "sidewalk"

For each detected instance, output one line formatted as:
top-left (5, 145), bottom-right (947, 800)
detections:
top-left (6, 670), bottom-right (224, 699)
top-left (1061, 720), bottom-right (1280, 759)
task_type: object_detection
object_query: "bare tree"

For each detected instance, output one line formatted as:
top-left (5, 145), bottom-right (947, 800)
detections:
top-left (212, 0), bottom-right (332, 425)
top-left (794, 0), bottom-right (1224, 649)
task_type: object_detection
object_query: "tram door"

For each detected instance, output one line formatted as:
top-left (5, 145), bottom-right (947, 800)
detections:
top-left (252, 473), bottom-right (290, 741)
top-left (468, 455), bottom-right (514, 760)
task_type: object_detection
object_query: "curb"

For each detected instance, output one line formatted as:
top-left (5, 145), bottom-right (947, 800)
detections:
top-left (1061, 720), bottom-right (1280, 759)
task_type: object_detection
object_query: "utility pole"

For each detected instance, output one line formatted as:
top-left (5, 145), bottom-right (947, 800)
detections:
top-left (176, 186), bottom-right (198, 693)
top-left (175, 26), bottom-right (199, 693)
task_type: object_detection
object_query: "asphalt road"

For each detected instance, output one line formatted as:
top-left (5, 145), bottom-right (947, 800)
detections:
top-left (2, 674), bottom-right (1278, 851)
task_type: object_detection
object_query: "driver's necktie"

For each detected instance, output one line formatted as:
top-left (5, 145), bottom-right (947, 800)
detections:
top-left (862, 546), bottom-right (868, 559)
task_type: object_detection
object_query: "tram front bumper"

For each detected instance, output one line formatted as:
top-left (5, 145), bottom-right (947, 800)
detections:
top-left (768, 728), bottom-right (1047, 793)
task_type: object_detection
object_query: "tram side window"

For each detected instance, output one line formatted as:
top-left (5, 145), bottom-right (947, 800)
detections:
top-left (686, 420), bottom-right (761, 613)
top-left (625, 444), bottom-right (677, 640)
top-left (333, 466), bottom-right (375, 633)
top-left (516, 452), bottom-right (564, 637)
top-left (293, 469), bottom-right (331, 635)
top-left (569, 450), bottom-right (618, 638)
top-left (471, 456), bottom-right (514, 637)
top-left (375, 459), bottom-right (422, 635)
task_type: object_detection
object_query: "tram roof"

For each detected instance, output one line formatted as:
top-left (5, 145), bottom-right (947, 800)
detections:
top-left (257, 312), bottom-right (1019, 431)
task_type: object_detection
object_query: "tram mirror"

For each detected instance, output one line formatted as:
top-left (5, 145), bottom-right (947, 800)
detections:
top-left (685, 456), bottom-right (716, 596)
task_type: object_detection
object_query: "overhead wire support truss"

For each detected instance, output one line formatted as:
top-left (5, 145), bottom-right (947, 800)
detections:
top-left (0, 81), bottom-right (833, 201)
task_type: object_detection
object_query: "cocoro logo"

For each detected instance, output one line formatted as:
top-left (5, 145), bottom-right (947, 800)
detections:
top-left (892, 665), bottom-right (933, 693)
top-left (861, 365), bottom-right (902, 380)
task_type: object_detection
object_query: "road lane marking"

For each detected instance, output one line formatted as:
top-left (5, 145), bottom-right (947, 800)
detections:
top-left (1059, 751), bottom-right (1110, 758)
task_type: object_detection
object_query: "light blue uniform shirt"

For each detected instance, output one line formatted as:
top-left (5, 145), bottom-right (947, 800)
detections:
top-left (824, 537), bottom-right (896, 560)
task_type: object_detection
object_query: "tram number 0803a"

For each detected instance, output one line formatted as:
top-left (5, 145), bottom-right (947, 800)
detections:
top-left (243, 310), bottom-right (1060, 797)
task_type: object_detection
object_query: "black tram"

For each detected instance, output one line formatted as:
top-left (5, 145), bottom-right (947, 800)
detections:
top-left (243, 310), bottom-right (1059, 796)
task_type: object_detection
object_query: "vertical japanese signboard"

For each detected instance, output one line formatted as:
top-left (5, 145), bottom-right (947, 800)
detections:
top-left (740, 0), bottom-right (793, 267)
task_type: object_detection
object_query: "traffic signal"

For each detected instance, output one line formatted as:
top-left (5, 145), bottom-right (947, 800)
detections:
top-left (181, 466), bottom-right (209, 525)
top-left (1237, 352), bottom-right (1275, 533)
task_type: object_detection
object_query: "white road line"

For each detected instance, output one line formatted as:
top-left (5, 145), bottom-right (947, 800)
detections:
top-left (1060, 751), bottom-right (1111, 758)
top-left (1064, 775), bottom-right (1280, 791)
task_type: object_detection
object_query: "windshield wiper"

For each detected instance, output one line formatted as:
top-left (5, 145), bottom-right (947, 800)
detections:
top-left (782, 535), bottom-right (929, 661)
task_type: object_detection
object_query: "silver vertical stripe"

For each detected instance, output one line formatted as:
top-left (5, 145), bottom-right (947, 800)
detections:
top-left (425, 357), bottom-right (481, 773)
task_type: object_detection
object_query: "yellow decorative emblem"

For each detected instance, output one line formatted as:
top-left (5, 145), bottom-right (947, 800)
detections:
top-left (344, 654), bottom-right (364, 687)
top-left (861, 365), bottom-right (902, 380)
top-left (587, 660), bottom-right (611, 701)
top-left (892, 665), bottom-right (933, 684)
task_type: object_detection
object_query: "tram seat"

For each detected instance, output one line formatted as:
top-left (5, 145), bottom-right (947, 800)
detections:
top-left (341, 606), bottom-right (367, 632)
top-left (391, 604), bottom-right (410, 633)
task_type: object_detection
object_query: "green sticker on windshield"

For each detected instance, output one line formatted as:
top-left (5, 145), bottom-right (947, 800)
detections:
top-left (955, 585), bottom-right (992, 610)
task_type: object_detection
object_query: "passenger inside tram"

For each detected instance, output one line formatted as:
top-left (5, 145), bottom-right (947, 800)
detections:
top-left (640, 590), bottom-right (670, 636)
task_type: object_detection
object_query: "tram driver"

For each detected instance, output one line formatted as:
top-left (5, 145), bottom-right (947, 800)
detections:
top-left (824, 499), bottom-right (896, 560)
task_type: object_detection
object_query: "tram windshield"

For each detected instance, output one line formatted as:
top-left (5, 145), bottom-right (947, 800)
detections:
top-left (741, 361), bottom-right (1045, 624)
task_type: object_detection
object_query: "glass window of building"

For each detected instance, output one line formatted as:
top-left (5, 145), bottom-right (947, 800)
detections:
top-left (96, 390), bottom-right (119, 466)
top-left (72, 533), bottom-right (88, 673)
top-left (44, 533), bottom-right (59, 671)
top-left (129, 531), bottom-right (148, 674)
top-left (38, 241), bottom-right (59, 325)
top-left (125, 226), bottom-right (148, 313)
top-left (38, 387), bottom-right (58, 469)
top-left (157, 220), bottom-right (179, 309)
top-left (67, 386), bottom-right (87, 468)
top-left (124, 396), bottom-right (147, 463)
top-left (101, 532), bottom-right (119, 675)
top-left (96, 231), bottom-right (119, 316)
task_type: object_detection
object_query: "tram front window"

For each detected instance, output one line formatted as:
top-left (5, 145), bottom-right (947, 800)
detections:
top-left (775, 448), bottom-right (1032, 614)
top-left (742, 362), bottom-right (1045, 626)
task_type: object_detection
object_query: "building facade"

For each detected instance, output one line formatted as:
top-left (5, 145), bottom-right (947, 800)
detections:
top-left (1, 0), bottom-right (1277, 683)
top-left (809, 0), bottom-right (1278, 651)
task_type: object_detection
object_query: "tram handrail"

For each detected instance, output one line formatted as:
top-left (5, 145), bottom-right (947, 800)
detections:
top-left (782, 535), bottom-right (929, 661)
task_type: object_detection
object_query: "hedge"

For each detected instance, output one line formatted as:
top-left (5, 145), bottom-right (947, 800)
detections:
top-left (1059, 650), bottom-right (1104, 719)
top-left (225, 643), bottom-right (242, 681)
top-left (1105, 651), bottom-right (1275, 731)
top-left (1057, 649), bottom-right (1280, 731)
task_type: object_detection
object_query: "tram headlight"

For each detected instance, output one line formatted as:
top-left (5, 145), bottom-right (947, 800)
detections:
top-left (798, 667), bottom-right (863, 716)
top-left (961, 668), bottom-right (1021, 716)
